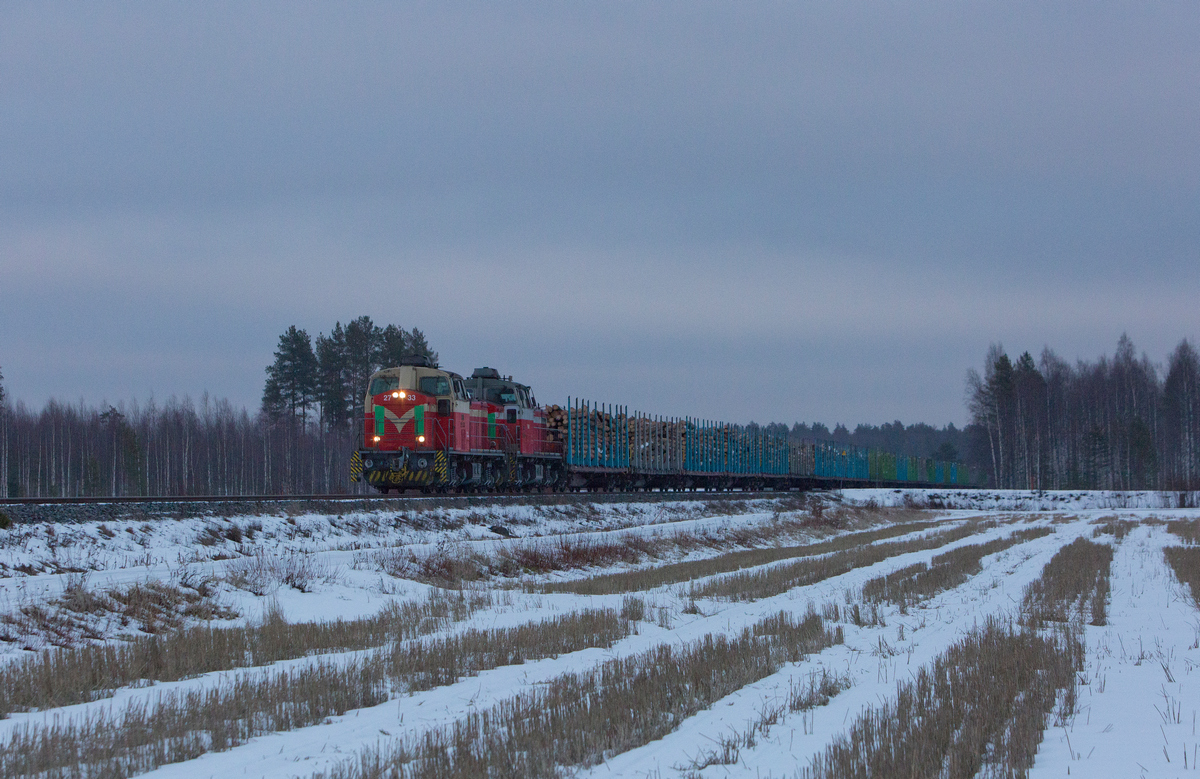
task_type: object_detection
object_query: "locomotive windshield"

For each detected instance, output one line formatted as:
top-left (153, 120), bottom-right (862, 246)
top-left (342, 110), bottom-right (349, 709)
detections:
top-left (369, 376), bottom-right (400, 395)
top-left (483, 387), bottom-right (519, 404)
top-left (418, 376), bottom-right (452, 396)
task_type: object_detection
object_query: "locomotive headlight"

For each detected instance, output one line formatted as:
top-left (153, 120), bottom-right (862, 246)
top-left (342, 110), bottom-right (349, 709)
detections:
top-left (417, 435), bottom-right (426, 443)
top-left (373, 435), bottom-right (381, 442)
top-left (398, 390), bottom-right (407, 399)
top-left (391, 391), bottom-right (400, 399)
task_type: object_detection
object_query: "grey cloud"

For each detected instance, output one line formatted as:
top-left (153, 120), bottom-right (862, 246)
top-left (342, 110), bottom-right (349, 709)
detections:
top-left (1, 1), bottom-right (1197, 425)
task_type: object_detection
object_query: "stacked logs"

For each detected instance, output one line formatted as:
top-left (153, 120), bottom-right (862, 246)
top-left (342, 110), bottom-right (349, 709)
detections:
top-left (544, 404), bottom-right (569, 442)
top-left (544, 405), bottom-right (619, 444)
top-left (545, 405), bottom-right (754, 468)
top-left (543, 403), bottom-right (796, 473)
top-left (627, 416), bottom-right (686, 468)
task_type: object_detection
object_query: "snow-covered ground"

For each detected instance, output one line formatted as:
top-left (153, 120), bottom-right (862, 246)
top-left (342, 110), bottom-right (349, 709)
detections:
top-left (1, 489), bottom-right (1198, 778)
top-left (847, 487), bottom-right (1200, 512)
top-left (1029, 523), bottom-right (1200, 779)
top-left (0, 497), bottom-right (779, 641)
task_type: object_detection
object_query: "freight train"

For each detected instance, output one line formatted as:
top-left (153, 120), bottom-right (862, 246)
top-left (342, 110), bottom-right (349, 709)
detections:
top-left (350, 355), bottom-right (971, 493)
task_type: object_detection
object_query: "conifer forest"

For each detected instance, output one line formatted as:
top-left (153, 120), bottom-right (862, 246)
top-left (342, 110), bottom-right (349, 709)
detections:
top-left (1, 331), bottom-right (1198, 497)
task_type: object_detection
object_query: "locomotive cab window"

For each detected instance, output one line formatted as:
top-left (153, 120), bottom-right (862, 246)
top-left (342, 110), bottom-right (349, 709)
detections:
top-left (369, 376), bottom-right (399, 396)
top-left (419, 376), bottom-right (452, 397)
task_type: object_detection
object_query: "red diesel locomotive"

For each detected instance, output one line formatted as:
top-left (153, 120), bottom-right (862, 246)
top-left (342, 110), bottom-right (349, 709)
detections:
top-left (350, 355), bottom-right (564, 493)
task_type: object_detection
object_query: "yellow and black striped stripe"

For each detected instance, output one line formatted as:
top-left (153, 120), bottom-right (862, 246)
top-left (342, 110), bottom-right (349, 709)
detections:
top-left (367, 468), bottom-right (434, 486)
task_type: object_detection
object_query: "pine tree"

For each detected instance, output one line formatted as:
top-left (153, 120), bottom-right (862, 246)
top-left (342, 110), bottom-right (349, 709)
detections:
top-left (262, 326), bottom-right (318, 421)
top-left (376, 324), bottom-right (438, 368)
top-left (933, 441), bottom-right (959, 462)
top-left (316, 323), bottom-right (350, 429)
top-left (343, 316), bottom-right (383, 423)
top-left (407, 328), bottom-right (438, 366)
top-left (262, 373), bottom-right (286, 418)
top-left (378, 324), bottom-right (411, 368)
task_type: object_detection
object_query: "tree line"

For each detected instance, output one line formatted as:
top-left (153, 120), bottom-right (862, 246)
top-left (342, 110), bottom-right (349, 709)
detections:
top-left (0, 394), bottom-right (355, 498)
top-left (966, 335), bottom-right (1200, 489)
top-left (760, 421), bottom-right (965, 464)
top-left (4, 329), bottom-right (1199, 497)
top-left (0, 317), bottom-right (436, 498)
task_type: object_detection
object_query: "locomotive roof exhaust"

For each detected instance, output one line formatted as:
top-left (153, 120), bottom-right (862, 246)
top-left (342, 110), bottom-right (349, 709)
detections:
top-left (398, 354), bottom-right (434, 367)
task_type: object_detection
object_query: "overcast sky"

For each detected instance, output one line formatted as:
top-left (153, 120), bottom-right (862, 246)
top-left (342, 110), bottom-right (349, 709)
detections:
top-left (2, 2), bottom-right (1197, 427)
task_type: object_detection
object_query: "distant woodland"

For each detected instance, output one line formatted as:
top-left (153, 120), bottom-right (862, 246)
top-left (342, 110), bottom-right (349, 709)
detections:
top-left (963, 335), bottom-right (1200, 490)
top-left (758, 420), bottom-right (965, 469)
top-left (1, 330), bottom-right (1197, 497)
top-left (0, 317), bottom-right (436, 498)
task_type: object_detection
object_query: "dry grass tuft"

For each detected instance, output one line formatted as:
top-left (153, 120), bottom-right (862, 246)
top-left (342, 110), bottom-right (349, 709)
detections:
top-left (0, 588), bottom-right (488, 718)
top-left (1021, 537), bottom-right (1114, 627)
top-left (370, 537), bottom-right (660, 586)
top-left (0, 659), bottom-right (390, 779)
top-left (0, 573), bottom-right (238, 650)
top-left (545, 517), bottom-right (943, 596)
top-left (1164, 546), bottom-right (1200, 606)
top-left (0, 607), bottom-right (631, 778)
top-left (806, 535), bottom-right (1107, 779)
top-left (370, 506), bottom-right (933, 589)
top-left (688, 668), bottom-right (853, 771)
top-left (1092, 517), bottom-right (1137, 540)
top-left (388, 608), bottom-right (632, 693)
top-left (1167, 519), bottom-right (1200, 545)
top-left (225, 550), bottom-right (342, 594)
top-left (802, 618), bottom-right (1083, 779)
top-left (314, 610), bottom-right (843, 779)
top-left (860, 528), bottom-right (1053, 611)
top-left (619, 595), bottom-right (647, 622)
top-left (689, 521), bottom-right (989, 602)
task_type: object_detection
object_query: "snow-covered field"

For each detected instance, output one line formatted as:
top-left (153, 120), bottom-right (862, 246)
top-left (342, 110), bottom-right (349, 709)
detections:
top-left (1, 489), bottom-right (1198, 778)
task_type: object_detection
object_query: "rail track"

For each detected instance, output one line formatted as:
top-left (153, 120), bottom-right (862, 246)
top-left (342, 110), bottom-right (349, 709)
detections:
top-left (0, 488), bottom-right (813, 507)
